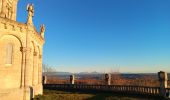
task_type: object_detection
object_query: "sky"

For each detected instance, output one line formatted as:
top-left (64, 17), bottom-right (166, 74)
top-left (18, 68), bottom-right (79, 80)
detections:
top-left (17, 0), bottom-right (170, 73)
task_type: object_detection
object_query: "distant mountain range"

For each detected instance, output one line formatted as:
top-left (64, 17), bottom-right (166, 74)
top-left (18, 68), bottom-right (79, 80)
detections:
top-left (43, 71), bottom-right (104, 76)
top-left (43, 71), bottom-right (160, 75)
top-left (43, 71), bottom-right (163, 80)
top-left (43, 71), bottom-right (159, 76)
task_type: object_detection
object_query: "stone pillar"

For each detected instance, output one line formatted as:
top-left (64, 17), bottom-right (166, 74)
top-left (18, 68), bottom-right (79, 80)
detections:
top-left (158, 71), bottom-right (168, 97)
top-left (37, 54), bottom-right (43, 95)
top-left (20, 47), bottom-right (26, 87)
top-left (105, 74), bottom-right (111, 85)
top-left (25, 25), bottom-right (35, 87)
top-left (24, 46), bottom-right (32, 100)
top-left (33, 52), bottom-right (38, 86)
top-left (70, 75), bottom-right (75, 84)
top-left (43, 75), bottom-right (47, 85)
top-left (24, 25), bottom-right (34, 100)
top-left (38, 54), bottom-right (43, 84)
top-left (25, 44), bottom-right (32, 86)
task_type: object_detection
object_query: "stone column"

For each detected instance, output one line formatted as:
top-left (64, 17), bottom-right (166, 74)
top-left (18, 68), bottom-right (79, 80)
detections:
top-left (20, 47), bottom-right (26, 87)
top-left (70, 75), bottom-right (75, 84)
top-left (38, 54), bottom-right (43, 84)
top-left (24, 46), bottom-right (32, 100)
top-left (24, 26), bottom-right (34, 100)
top-left (158, 71), bottom-right (168, 97)
top-left (25, 47), bottom-right (32, 86)
top-left (36, 52), bottom-right (43, 95)
top-left (33, 52), bottom-right (38, 86)
top-left (105, 74), bottom-right (111, 85)
top-left (25, 42), bottom-right (32, 86)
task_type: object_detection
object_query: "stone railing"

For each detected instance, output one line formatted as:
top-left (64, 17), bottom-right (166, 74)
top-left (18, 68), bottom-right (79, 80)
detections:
top-left (43, 71), bottom-right (170, 98)
top-left (43, 84), bottom-right (164, 96)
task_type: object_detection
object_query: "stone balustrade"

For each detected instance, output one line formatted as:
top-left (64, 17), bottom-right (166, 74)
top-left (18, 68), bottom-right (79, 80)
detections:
top-left (43, 84), bottom-right (164, 96)
top-left (43, 71), bottom-right (170, 98)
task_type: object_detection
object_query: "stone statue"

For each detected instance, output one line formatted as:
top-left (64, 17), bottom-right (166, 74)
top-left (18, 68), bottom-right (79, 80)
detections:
top-left (26, 4), bottom-right (34, 25)
top-left (40, 24), bottom-right (45, 38)
top-left (105, 74), bottom-right (111, 85)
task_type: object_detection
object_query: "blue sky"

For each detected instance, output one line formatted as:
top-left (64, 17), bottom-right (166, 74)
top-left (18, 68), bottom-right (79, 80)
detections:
top-left (17, 0), bottom-right (170, 73)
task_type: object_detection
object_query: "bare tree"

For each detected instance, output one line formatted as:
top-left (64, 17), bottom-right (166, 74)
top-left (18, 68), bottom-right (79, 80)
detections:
top-left (43, 64), bottom-right (56, 73)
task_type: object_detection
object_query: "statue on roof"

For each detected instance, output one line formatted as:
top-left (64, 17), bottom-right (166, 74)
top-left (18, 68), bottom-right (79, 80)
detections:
top-left (26, 4), bottom-right (34, 25)
top-left (40, 24), bottom-right (45, 38)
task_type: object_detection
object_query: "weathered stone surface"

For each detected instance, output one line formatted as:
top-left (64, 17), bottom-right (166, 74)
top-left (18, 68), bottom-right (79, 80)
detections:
top-left (0, 0), bottom-right (45, 100)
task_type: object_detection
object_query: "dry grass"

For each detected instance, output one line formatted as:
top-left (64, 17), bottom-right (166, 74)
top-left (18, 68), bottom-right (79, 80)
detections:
top-left (34, 89), bottom-right (163, 100)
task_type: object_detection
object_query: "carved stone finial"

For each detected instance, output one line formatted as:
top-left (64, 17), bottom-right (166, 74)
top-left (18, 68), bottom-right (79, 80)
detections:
top-left (40, 24), bottom-right (45, 38)
top-left (26, 3), bottom-right (34, 25)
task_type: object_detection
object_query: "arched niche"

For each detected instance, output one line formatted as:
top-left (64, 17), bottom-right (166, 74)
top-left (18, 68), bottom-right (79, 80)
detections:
top-left (0, 34), bottom-right (22, 89)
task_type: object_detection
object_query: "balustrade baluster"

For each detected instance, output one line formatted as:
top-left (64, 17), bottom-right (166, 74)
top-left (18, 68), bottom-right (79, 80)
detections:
top-left (153, 88), bottom-right (156, 94)
top-left (44, 84), bottom-right (165, 97)
top-left (151, 88), bottom-right (153, 94)
top-left (147, 87), bottom-right (149, 94)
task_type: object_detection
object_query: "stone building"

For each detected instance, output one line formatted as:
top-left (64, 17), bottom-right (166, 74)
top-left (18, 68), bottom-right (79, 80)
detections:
top-left (0, 0), bottom-right (45, 100)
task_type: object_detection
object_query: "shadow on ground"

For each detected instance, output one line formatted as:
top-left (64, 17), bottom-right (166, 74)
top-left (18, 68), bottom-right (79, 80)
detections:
top-left (85, 93), bottom-right (164, 100)
top-left (34, 89), bottom-right (165, 100)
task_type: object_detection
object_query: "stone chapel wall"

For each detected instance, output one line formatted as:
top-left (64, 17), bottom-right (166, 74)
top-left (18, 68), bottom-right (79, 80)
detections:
top-left (0, 34), bottom-right (22, 89)
top-left (0, 0), bottom-right (45, 99)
